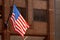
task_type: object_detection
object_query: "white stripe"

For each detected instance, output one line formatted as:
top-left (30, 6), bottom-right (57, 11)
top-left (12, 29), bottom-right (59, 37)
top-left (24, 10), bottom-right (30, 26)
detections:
top-left (11, 16), bottom-right (25, 35)
top-left (10, 13), bottom-right (29, 37)
top-left (10, 14), bottom-right (16, 29)
top-left (20, 15), bottom-right (26, 23)
top-left (18, 16), bottom-right (27, 29)
top-left (15, 20), bottom-right (26, 32)
top-left (11, 17), bottom-right (25, 35)
top-left (12, 13), bottom-right (28, 29)
top-left (17, 19), bottom-right (26, 31)
top-left (12, 13), bottom-right (15, 15)
top-left (11, 16), bottom-right (15, 24)
top-left (17, 18), bottom-right (26, 30)
top-left (11, 14), bottom-right (26, 32)
top-left (11, 18), bottom-right (16, 28)
top-left (15, 27), bottom-right (24, 37)
top-left (15, 25), bottom-right (25, 34)
top-left (20, 15), bottom-right (27, 24)
top-left (11, 14), bottom-right (26, 34)
top-left (20, 15), bottom-right (29, 28)
top-left (18, 16), bottom-right (27, 28)
top-left (11, 15), bottom-right (15, 23)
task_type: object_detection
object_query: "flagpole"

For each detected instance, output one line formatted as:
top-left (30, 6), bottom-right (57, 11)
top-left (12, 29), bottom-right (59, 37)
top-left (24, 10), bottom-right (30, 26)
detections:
top-left (2, 0), bottom-right (11, 40)
top-left (10, 0), bottom-right (29, 40)
top-left (4, 0), bottom-right (15, 29)
top-left (12, 0), bottom-right (15, 8)
top-left (13, 0), bottom-right (15, 5)
top-left (24, 36), bottom-right (28, 40)
top-left (4, 0), bottom-right (11, 29)
top-left (21, 36), bottom-right (28, 40)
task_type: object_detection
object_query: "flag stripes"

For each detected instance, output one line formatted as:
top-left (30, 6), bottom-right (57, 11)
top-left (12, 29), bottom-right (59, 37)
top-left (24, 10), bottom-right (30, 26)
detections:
top-left (20, 15), bottom-right (29, 28)
top-left (10, 13), bottom-right (29, 37)
top-left (10, 5), bottom-right (29, 37)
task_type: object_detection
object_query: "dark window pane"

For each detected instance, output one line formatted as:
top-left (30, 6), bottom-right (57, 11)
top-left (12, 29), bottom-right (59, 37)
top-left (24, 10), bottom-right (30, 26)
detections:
top-left (0, 14), bottom-right (2, 18)
top-left (0, 6), bottom-right (2, 18)
top-left (33, 9), bottom-right (48, 22)
top-left (10, 7), bottom-right (26, 20)
top-left (17, 7), bottom-right (26, 20)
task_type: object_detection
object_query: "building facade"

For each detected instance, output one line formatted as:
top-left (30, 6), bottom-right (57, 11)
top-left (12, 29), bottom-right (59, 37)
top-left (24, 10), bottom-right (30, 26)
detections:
top-left (0, 0), bottom-right (54, 40)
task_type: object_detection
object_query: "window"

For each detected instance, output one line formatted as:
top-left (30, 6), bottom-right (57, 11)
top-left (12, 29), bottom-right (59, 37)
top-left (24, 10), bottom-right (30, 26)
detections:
top-left (17, 7), bottom-right (26, 20)
top-left (0, 6), bottom-right (2, 18)
top-left (33, 9), bottom-right (48, 22)
top-left (10, 36), bottom-right (45, 40)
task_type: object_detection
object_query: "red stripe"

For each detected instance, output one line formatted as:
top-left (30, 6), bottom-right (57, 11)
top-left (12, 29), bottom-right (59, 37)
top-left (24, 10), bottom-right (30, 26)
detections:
top-left (16, 20), bottom-right (26, 33)
top-left (11, 13), bottom-right (27, 31)
top-left (10, 17), bottom-right (24, 37)
top-left (15, 22), bottom-right (23, 32)
top-left (18, 16), bottom-right (28, 29)
top-left (12, 13), bottom-right (15, 17)
top-left (18, 17), bottom-right (27, 29)
top-left (17, 19), bottom-right (26, 31)
top-left (11, 14), bottom-right (25, 34)
top-left (15, 27), bottom-right (24, 37)
top-left (20, 15), bottom-right (26, 24)
top-left (11, 17), bottom-right (15, 27)
top-left (20, 15), bottom-right (27, 25)
top-left (10, 18), bottom-right (15, 27)
top-left (10, 13), bottom-right (29, 37)
top-left (19, 16), bottom-right (27, 29)
top-left (20, 15), bottom-right (29, 28)
top-left (15, 24), bottom-right (25, 34)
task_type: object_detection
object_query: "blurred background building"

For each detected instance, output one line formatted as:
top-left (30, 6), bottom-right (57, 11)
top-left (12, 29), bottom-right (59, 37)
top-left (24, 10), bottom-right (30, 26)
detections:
top-left (0, 0), bottom-right (59, 40)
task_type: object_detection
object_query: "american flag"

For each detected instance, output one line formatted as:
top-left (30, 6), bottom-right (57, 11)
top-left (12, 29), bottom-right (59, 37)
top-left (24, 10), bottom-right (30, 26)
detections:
top-left (10, 5), bottom-right (29, 37)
